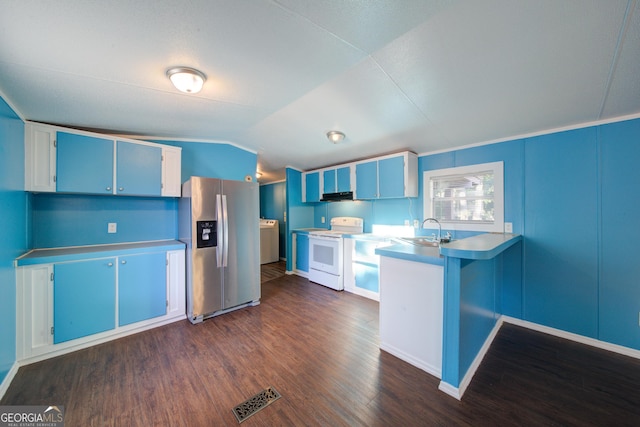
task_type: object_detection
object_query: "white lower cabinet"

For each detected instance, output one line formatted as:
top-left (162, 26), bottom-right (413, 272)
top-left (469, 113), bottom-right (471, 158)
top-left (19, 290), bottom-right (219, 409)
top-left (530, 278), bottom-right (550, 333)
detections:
top-left (166, 249), bottom-right (186, 318)
top-left (16, 264), bottom-right (54, 359)
top-left (16, 249), bottom-right (185, 363)
top-left (379, 256), bottom-right (443, 378)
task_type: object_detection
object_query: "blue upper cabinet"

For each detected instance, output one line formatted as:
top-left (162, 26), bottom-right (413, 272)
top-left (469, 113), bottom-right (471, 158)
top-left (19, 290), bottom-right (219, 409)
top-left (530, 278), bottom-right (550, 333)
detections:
top-left (356, 152), bottom-right (418, 199)
top-left (24, 122), bottom-right (180, 197)
top-left (116, 141), bottom-right (162, 196)
top-left (303, 171), bottom-right (320, 203)
top-left (323, 169), bottom-right (336, 193)
top-left (301, 151), bottom-right (416, 202)
top-left (355, 160), bottom-right (378, 199)
top-left (378, 155), bottom-right (406, 198)
top-left (322, 165), bottom-right (352, 194)
top-left (56, 132), bottom-right (114, 194)
top-left (336, 166), bottom-right (351, 192)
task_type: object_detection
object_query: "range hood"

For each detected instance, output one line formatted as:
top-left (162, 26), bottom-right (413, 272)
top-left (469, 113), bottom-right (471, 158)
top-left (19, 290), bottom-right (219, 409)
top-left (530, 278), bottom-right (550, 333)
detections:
top-left (321, 191), bottom-right (353, 202)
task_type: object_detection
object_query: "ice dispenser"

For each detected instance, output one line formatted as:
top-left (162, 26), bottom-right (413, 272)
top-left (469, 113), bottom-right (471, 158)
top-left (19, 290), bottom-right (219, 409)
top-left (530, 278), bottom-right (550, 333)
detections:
top-left (196, 220), bottom-right (217, 248)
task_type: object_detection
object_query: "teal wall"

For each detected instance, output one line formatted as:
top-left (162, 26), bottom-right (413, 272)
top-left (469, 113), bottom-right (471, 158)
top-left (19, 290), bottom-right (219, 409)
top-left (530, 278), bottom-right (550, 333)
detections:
top-left (0, 98), bottom-right (26, 384)
top-left (260, 181), bottom-right (286, 259)
top-left (157, 140), bottom-right (257, 183)
top-left (31, 194), bottom-right (177, 248)
top-left (284, 168), bottom-right (313, 271)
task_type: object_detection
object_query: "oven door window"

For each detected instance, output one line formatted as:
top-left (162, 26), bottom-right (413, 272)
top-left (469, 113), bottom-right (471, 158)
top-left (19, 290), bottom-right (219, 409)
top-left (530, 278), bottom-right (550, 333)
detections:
top-left (309, 238), bottom-right (340, 275)
top-left (313, 244), bottom-right (334, 265)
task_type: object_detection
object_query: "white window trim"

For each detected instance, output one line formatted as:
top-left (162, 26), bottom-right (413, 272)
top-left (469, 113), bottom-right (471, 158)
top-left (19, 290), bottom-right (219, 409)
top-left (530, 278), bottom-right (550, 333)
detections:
top-left (423, 161), bottom-right (504, 233)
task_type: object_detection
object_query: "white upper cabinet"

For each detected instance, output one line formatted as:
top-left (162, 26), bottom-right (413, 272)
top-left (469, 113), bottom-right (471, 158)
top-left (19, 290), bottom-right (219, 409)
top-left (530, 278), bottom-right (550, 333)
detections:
top-left (25, 123), bottom-right (56, 192)
top-left (162, 145), bottom-right (182, 197)
top-left (24, 122), bottom-right (182, 197)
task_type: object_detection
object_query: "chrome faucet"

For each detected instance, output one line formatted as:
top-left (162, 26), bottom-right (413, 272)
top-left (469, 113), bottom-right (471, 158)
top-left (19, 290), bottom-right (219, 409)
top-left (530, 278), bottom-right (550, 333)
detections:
top-left (422, 218), bottom-right (441, 242)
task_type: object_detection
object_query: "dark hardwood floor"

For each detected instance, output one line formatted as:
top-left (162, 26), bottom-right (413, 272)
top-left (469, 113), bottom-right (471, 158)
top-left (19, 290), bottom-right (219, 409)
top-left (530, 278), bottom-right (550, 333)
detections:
top-left (3, 261), bottom-right (640, 426)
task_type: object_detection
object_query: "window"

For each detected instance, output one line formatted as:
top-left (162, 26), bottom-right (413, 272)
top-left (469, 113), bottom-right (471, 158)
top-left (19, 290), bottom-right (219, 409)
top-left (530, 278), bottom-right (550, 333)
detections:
top-left (423, 161), bottom-right (504, 232)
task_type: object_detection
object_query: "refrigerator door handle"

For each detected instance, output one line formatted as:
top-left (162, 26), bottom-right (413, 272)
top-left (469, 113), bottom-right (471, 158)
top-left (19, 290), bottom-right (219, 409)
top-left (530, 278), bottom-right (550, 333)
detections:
top-left (222, 194), bottom-right (229, 267)
top-left (216, 194), bottom-right (223, 267)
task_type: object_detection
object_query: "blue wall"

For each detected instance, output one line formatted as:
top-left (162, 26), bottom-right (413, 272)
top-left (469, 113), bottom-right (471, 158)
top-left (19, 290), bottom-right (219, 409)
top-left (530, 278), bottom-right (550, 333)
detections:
top-left (523, 128), bottom-right (599, 337)
top-left (313, 198), bottom-right (420, 233)
top-left (284, 168), bottom-right (314, 271)
top-left (31, 194), bottom-right (177, 248)
top-left (0, 98), bottom-right (26, 384)
top-left (599, 120), bottom-right (640, 349)
top-left (158, 140), bottom-right (257, 183)
top-left (260, 181), bottom-right (286, 259)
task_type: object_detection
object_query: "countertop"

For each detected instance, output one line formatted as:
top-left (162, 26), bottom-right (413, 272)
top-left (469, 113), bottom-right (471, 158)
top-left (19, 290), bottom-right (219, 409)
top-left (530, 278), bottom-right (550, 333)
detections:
top-left (291, 228), bottom-right (327, 234)
top-left (375, 233), bottom-right (521, 265)
top-left (375, 242), bottom-right (444, 265)
top-left (439, 233), bottom-right (521, 260)
top-left (15, 240), bottom-right (185, 266)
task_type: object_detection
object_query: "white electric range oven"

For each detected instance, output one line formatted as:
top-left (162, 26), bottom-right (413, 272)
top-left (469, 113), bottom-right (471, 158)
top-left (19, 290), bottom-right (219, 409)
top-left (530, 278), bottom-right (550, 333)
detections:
top-left (308, 217), bottom-right (363, 290)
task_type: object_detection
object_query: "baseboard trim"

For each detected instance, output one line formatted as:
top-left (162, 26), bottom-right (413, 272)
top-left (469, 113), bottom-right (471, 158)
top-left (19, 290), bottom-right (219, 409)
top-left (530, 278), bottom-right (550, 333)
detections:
top-left (380, 344), bottom-right (441, 379)
top-left (438, 317), bottom-right (503, 400)
top-left (345, 287), bottom-right (380, 302)
top-left (0, 362), bottom-right (19, 401)
top-left (291, 270), bottom-right (309, 279)
top-left (18, 314), bottom-right (186, 367)
top-left (438, 381), bottom-right (461, 400)
top-left (502, 316), bottom-right (640, 360)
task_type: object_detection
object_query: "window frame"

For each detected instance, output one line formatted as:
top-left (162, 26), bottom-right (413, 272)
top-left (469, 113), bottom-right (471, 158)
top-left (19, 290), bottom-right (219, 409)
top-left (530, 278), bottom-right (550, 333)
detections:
top-left (423, 161), bottom-right (504, 233)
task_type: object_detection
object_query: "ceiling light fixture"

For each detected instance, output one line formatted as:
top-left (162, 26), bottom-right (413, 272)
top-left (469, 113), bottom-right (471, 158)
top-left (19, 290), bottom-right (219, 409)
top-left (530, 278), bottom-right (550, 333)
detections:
top-left (166, 67), bottom-right (206, 94)
top-left (326, 130), bottom-right (345, 144)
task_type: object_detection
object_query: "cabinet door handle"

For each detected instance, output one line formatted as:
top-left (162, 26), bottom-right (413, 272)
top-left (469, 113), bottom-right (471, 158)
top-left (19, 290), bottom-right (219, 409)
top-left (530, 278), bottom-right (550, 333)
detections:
top-left (119, 187), bottom-right (124, 192)
top-left (121, 260), bottom-right (127, 264)
top-left (107, 262), bottom-right (113, 267)
top-left (106, 186), bottom-right (111, 191)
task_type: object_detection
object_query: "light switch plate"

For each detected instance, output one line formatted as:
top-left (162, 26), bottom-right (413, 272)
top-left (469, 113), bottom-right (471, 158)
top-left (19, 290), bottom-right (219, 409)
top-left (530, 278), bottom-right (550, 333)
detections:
top-left (108, 222), bottom-right (117, 233)
top-left (504, 222), bottom-right (513, 233)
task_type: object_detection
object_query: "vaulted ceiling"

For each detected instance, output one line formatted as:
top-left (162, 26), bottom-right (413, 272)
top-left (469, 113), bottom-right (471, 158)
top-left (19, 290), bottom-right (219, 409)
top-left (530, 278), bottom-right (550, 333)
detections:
top-left (1, 1), bottom-right (639, 182)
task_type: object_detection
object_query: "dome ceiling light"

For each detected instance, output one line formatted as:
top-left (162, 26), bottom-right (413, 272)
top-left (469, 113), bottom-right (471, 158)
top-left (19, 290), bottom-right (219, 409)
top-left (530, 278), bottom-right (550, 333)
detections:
top-left (326, 130), bottom-right (345, 144)
top-left (166, 67), bottom-right (206, 94)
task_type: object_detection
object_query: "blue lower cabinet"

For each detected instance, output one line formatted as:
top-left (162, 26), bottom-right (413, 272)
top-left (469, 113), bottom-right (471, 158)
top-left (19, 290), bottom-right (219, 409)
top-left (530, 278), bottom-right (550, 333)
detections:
top-left (118, 252), bottom-right (167, 326)
top-left (296, 234), bottom-right (309, 272)
top-left (54, 258), bottom-right (116, 344)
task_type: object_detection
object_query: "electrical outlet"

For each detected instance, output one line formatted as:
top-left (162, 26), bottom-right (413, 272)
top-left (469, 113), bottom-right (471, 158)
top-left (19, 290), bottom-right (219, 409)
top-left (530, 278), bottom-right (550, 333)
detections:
top-left (413, 220), bottom-right (419, 229)
top-left (404, 220), bottom-right (410, 226)
top-left (321, 216), bottom-right (325, 224)
top-left (108, 222), bottom-right (117, 233)
top-left (504, 222), bottom-right (513, 233)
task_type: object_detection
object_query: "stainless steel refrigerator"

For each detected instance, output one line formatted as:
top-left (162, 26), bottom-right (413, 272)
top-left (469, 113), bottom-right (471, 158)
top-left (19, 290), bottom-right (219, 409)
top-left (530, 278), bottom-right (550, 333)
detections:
top-left (179, 176), bottom-right (260, 324)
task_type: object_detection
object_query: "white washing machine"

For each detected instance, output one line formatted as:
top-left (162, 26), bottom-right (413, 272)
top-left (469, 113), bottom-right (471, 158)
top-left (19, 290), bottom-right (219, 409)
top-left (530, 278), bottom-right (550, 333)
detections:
top-left (259, 219), bottom-right (279, 264)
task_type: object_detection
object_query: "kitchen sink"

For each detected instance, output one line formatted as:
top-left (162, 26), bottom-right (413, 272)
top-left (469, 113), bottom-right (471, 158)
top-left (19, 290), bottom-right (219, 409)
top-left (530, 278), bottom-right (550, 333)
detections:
top-left (393, 237), bottom-right (441, 247)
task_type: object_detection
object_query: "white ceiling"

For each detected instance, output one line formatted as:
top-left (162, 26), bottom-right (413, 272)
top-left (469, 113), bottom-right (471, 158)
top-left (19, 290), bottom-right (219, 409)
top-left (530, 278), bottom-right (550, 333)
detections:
top-left (1, 0), bottom-right (639, 183)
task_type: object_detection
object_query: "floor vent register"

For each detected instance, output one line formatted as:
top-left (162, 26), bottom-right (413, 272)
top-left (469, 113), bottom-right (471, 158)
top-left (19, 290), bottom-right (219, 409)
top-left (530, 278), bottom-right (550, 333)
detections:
top-left (232, 386), bottom-right (282, 423)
